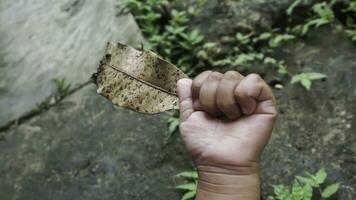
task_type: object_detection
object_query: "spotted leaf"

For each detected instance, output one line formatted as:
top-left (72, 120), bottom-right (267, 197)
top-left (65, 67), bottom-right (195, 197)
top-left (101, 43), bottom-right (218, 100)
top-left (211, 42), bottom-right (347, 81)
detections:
top-left (93, 42), bottom-right (188, 114)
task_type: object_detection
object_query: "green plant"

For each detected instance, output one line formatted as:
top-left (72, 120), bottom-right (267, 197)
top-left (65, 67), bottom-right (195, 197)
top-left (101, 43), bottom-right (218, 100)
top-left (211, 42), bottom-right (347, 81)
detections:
top-left (301, 2), bottom-right (335, 35)
top-left (268, 34), bottom-right (295, 48)
top-left (286, 0), bottom-right (302, 16)
top-left (33, 100), bottom-right (51, 112)
top-left (345, 29), bottom-right (356, 41)
top-left (291, 72), bottom-right (327, 90)
top-left (52, 78), bottom-right (71, 96)
top-left (122, 0), bottom-right (207, 75)
top-left (32, 78), bottom-right (71, 113)
top-left (176, 171), bottom-right (198, 200)
top-left (167, 116), bottom-right (180, 135)
top-left (212, 30), bottom-right (296, 76)
top-left (343, 1), bottom-right (356, 42)
top-left (268, 168), bottom-right (340, 200)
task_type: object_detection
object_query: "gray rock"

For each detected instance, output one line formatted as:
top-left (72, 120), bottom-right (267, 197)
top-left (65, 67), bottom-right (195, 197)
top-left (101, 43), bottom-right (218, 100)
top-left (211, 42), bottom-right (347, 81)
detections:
top-left (261, 27), bottom-right (356, 199)
top-left (0, 84), bottom-right (192, 200)
top-left (0, 0), bottom-right (144, 127)
top-left (194, 0), bottom-right (316, 40)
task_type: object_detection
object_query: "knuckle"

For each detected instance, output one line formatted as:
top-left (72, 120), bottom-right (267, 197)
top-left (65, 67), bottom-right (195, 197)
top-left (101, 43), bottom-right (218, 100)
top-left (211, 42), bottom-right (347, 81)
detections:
top-left (193, 71), bottom-right (211, 84)
top-left (247, 73), bottom-right (262, 82)
top-left (224, 71), bottom-right (240, 79)
top-left (208, 72), bottom-right (223, 80)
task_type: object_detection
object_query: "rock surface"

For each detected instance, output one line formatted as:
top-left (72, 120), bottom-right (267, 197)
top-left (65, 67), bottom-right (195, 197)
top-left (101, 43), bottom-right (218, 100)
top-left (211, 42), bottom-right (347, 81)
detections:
top-left (0, 84), bottom-right (192, 200)
top-left (194, 0), bottom-right (316, 40)
top-left (0, 0), bottom-right (144, 127)
top-left (194, 2), bottom-right (356, 198)
top-left (261, 26), bottom-right (356, 199)
top-left (1, 27), bottom-right (354, 200)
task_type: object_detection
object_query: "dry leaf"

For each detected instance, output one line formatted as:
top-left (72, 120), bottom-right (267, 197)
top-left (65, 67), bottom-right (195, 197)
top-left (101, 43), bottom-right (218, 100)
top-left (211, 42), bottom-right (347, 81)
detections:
top-left (93, 42), bottom-right (188, 114)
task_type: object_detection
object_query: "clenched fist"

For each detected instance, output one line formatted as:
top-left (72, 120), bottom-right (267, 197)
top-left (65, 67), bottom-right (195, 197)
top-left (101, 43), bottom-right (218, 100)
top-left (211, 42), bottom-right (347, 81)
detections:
top-left (177, 71), bottom-right (277, 200)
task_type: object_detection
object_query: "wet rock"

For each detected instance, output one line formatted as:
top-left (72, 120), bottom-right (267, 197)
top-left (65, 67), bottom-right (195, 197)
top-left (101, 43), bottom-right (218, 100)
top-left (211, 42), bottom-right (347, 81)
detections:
top-left (261, 27), bottom-right (356, 199)
top-left (0, 0), bottom-right (144, 127)
top-left (194, 0), bottom-right (316, 40)
top-left (0, 84), bottom-right (192, 200)
top-left (193, 4), bottom-right (356, 198)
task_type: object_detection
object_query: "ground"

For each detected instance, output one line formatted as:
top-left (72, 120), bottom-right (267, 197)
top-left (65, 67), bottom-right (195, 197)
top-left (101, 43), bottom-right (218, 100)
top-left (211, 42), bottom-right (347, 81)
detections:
top-left (0, 0), bottom-right (355, 200)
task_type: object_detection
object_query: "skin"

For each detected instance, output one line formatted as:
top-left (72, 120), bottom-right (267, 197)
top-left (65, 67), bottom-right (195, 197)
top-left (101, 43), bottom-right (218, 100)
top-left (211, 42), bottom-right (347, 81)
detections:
top-left (177, 71), bottom-right (277, 200)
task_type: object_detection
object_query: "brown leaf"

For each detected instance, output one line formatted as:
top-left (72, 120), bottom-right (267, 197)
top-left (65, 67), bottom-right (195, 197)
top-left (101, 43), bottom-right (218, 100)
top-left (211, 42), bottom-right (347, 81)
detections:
top-left (93, 42), bottom-right (188, 114)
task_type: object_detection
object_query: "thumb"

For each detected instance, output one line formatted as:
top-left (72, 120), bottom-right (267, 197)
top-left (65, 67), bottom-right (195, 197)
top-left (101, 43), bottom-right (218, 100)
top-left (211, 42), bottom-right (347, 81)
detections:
top-left (177, 78), bottom-right (194, 122)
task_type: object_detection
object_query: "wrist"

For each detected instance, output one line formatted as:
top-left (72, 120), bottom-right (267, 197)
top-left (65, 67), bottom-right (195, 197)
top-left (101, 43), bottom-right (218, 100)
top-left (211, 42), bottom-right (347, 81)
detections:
top-left (195, 164), bottom-right (260, 200)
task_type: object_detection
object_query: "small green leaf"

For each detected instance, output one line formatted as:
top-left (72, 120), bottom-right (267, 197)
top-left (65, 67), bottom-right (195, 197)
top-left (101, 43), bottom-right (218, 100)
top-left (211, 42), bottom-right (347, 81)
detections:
top-left (176, 183), bottom-right (197, 191)
top-left (264, 57), bottom-right (277, 65)
top-left (277, 62), bottom-right (288, 75)
top-left (321, 183), bottom-right (340, 198)
top-left (291, 180), bottom-right (303, 199)
top-left (306, 72), bottom-right (327, 80)
top-left (296, 176), bottom-right (317, 187)
top-left (176, 171), bottom-right (199, 179)
top-left (315, 168), bottom-right (327, 184)
top-left (236, 33), bottom-right (251, 44)
top-left (258, 32), bottom-right (273, 40)
top-left (212, 58), bottom-right (232, 66)
top-left (291, 73), bottom-right (304, 84)
top-left (287, 0), bottom-right (302, 16)
top-left (302, 184), bottom-right (313, 200)
top-left (168, 117), bottom-right (180, 134)
top-left (312, 2), bottom-right (334, 20)
top-left (203, 42), bottom-right (217, 49)
top-left (272, 185), bottom-right (291, 200)
top-left (302, 23), bottom-right (311, 35)
top-left (269, 34), bottom-right (295, 48)
top-left (291, 72), bottom-right (326, 90)
top-left (301, 78), bottom-right (312, 90)
top-left (181, 191), bottom-right (196, 200)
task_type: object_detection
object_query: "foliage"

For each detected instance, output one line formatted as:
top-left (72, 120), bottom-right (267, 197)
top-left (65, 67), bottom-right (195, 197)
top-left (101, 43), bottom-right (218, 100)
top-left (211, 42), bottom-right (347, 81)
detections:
top-left (268, 168), bottom-right (340, 200)
top-left (287, 0), bottom-right (356, 42)
top-left (52, 78), bottom-right (71, 97)
top-left (167, 116), bottom-right (180, 134)
top-left (121, 0), bottom-right (207, 75)
top-left (177, 168), bottom-right (340, 200)
top-left (209, 30), bottom-right (296, 76)
top-left (344, 1), bottom-right (356, 41)
top-left (345, 29), bottom-right (356, 41)
top-left (176, 171), bottom-right (198, 200)
top-left (121, 0), bottom-right (356, 92)
top-left (33, 78), bottom-right (71, 112)
top-left (286, 0), bottom-right (302, 16)
top-left (291, 72), bottom-right (327, 90)
top-left (301, 2), bottom-right (335, 35)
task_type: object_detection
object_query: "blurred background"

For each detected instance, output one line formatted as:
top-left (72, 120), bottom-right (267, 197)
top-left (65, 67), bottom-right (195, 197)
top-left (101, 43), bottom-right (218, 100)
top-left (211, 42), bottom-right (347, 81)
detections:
top-left (0, 0), bottom-right (355, 199)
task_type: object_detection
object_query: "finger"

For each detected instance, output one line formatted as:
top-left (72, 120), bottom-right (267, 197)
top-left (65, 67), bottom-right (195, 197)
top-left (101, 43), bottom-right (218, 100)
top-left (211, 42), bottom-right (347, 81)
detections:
top-left (192, 71), bottom-right (212, 109)
top-left (216, 71), bottom-right (244, 120)
top-left (234, 74), bottom-right (276, 115)
top-left (199, 72), bottom-right (223, 115)
top-left (177, 78), bottom-right (194, 122)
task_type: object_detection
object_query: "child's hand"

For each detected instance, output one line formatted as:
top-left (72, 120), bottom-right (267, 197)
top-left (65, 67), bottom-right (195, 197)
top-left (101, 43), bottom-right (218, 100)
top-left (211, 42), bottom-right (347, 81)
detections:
top-left (177, 71), bottom-right (277, 200)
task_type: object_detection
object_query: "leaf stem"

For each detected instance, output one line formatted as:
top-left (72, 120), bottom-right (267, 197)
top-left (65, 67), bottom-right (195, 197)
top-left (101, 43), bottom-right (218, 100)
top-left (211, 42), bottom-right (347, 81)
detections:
top-left (102, 62), bottom-right (179, 97)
